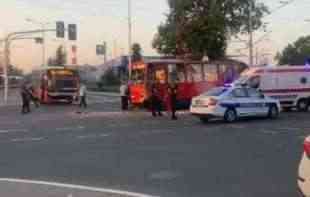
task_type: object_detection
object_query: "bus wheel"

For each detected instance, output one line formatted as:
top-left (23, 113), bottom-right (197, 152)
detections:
top-left (297, 99), bottom-right (309, 112)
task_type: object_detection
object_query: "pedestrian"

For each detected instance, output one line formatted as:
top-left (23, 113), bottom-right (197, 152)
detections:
top-left (28, 84), bottom-right (40, 108)
top-left (79, 83), bottom-right (87, 110)
top-left (20, 83), bottom-right (31, 114)
top-left (120, 82), bottom-right (129, 110)
top-left (168, 83), bottom-right (178, 120)
top-left (151, 84), bottom-right (163, 117)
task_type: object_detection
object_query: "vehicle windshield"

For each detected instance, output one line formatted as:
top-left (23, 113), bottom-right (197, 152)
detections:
top-left (131, 69), bottom-right (145, 84)
top-left (203, 87), bottom-right (228, 96)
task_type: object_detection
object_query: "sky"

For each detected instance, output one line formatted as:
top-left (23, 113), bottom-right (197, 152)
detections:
top-left (1, 0), bottom-right (310, 72)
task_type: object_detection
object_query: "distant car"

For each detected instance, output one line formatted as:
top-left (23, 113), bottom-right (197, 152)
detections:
top-left (190, 86), bottom-right (281, 123)
top-left (298, 136), bottom-right (310, 197)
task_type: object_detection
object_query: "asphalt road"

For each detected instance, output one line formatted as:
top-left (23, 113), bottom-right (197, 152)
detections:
top-left (0, 91), bottom-right (309, 197)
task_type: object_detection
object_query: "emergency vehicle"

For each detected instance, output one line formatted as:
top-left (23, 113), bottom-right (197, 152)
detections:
top-left (190, 85), bottom-right (280, 123)
top-left (234, 66), bottom-right (310, 111)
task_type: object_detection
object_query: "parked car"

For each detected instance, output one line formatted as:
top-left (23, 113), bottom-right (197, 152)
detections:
top-left (298, 136), bottom-right (310, 197)
top-left (190, 85), bottom-right (281, 123)
top-left (234, 65), bottom-right (310, 111)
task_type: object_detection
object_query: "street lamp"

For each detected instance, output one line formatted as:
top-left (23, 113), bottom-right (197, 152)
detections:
top-left (26, 18), bottom-right (51, 67)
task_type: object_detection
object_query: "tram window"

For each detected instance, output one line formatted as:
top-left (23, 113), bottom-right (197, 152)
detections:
top-left (204, 64), bottom-right (218, 82)
top-left (168, 64), bottom-right (178, 83)
top-left (176, 64), bottom-right (186, 83)
top-left (188, 64), bottom-right (202, 82)
top-left (155, 69), bottom-right (166, 84)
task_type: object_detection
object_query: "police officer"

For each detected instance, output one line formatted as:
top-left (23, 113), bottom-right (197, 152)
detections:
top-left (168, 83), bottom-right (178, 120)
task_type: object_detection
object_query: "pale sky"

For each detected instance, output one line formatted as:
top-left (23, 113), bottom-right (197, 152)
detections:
top-left (1, 0), bottom-right (310, 72)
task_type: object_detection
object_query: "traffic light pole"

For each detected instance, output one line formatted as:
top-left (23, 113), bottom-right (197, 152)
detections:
top-left (3, 29), bottom-right (56, 104)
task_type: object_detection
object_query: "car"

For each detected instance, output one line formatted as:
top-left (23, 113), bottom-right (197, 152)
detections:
top-left (190, 85), bottom-right (281, 123)
top-left (298, 136), bottom-right (310, 197)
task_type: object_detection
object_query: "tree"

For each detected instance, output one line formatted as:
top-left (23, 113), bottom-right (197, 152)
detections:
top-left (276, 36), bottom-right (310, 65)
top-left (153, 0), bottom-right (269, 60)
top-left (132, 43), bottom-right (143, 63)
top-left (47, 45), bottom-right (67, 66)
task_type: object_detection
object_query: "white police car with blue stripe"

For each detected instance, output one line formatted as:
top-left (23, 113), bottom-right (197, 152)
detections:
top-left (190, 85), bottom-right (281, 123)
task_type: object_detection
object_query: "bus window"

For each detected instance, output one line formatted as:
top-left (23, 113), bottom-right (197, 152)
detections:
top-left (187, 64), bottom-right (203, 82)
top-left (204, 64), bottom-right (218, 82)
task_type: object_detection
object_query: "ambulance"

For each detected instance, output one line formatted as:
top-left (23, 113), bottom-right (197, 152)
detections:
top-left (234, 65), bottom-right (310, 111)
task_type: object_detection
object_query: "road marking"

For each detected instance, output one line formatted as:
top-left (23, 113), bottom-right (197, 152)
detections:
top-left (0, 129), bottom-right (28, 134)
top-left (76, 134), bottom-right (111, 139)
top-left (0, 178), bottom-right (158, 197)
top-left (140, 130), bottom-right (174, 135)
top-left (56, 126), bottom-right (85, 131)
top-left (11, 137), bottom-right (44, 142)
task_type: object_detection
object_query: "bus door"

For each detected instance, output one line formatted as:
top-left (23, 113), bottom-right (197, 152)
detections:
top-left (150, 63), bottom-right (169, 107)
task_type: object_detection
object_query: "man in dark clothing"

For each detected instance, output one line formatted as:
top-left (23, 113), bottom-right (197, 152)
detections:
top-left (28, 85), bottom-right (40, 108)
top-left (20, 84), bottom-right (31, 114)
top-left (151, 85), bottom-right (163, 117)
top-left (168, 83), bottom-right (178, 120)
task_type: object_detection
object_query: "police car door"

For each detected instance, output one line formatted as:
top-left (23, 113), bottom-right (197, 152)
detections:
top-left (247, 88), bottom-right (267, 115)
top-left (231, 88), bottom-right (251, 116)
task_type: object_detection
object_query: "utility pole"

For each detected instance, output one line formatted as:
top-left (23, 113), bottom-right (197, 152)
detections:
top-left (128, 0), bottom-right (132, 79)
top-left (249, 1), bottom-right (254, 66)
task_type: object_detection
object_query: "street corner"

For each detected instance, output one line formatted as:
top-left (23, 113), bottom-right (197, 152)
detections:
top-left (0, 178), bottom-right (158, 197)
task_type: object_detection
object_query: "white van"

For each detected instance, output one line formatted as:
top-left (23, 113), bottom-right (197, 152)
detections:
top-left (234, 65), bottom-right (310, 111)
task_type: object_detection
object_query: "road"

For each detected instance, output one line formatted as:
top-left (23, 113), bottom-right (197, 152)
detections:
top-left (0, 90), bottom-right (308, 197)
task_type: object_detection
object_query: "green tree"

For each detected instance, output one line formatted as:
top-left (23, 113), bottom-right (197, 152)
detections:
top-left (153, 0), bottom-right (269, 60)
top-left (132, 43), bottom-right (143, 63)
top-left (277, 36), bottom-right (310, 65)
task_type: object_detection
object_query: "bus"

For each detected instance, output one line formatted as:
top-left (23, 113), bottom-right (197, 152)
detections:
top-left (129, 59), bottom-right (248, 109)
top-left (29, 67), bottom-right (80, 104)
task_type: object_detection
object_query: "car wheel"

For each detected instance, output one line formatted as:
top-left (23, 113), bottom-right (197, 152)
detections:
top-left (297, 99), bottom-right (309, 112)
top-left (199, 117), bottom-right (209, 123)
top-left (224, 109), bottom-right (237, 123)
top-left (268, 105), bottom-right (279, 119)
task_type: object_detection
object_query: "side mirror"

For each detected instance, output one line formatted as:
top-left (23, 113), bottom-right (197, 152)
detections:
top-left (260, 94), bottom-right (265, 99)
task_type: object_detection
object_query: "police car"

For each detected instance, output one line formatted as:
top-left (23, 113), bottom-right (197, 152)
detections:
top-left (298, 136), bottom-right (310, 197)
top-left (190, 85), bottom-right (281, 123)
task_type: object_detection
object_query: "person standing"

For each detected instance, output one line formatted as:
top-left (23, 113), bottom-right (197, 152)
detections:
top-left (120, 82), bottom-right (129, 110)
top-left (168, 83), bottom-right (178, 120)
top-left (20, 83), bottom-right (31, 114)
top-left (151, 84), bottom-right (163, 117)
top-left (28, 85), bottom-right (40, 108)
top-left (79, 83), bottom-right (87, 109)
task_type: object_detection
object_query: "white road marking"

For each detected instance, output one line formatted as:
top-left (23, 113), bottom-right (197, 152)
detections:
top-left (0, 129), bottom-right (28, 134)
top-left (140, 130), bottom-right (174, 135)
top-left (11, 137), bottom-right (44, 142)
top-left (76, 134), bottom-right (111, 139)
top-left (0, 178), bottom-right (158, 197)
top-left (56, 126), bottom-right (85, 131)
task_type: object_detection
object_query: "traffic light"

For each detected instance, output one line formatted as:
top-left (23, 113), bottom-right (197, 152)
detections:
top-left (68, 24), bottom-right (77, 41)
top-left (56, 21), bottom-right (65, 38)
top-left (96, 44), bottom-right (106, 55)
